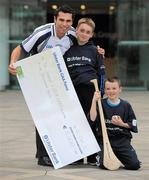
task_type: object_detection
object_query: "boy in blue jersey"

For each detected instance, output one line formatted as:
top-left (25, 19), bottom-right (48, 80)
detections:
top-left (89, 77), bottom-right (141, 170)
top-left (64, 18), bottom-right (105, 164)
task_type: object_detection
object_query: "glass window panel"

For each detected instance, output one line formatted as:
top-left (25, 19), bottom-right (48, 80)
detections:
top-left (8, 0), bottom-right (47, 89)
top-left (117, 0), bottom-right (149, 89)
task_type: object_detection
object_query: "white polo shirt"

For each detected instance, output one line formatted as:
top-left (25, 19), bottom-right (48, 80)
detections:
top-left (21, 23), bottom-right (76, 55)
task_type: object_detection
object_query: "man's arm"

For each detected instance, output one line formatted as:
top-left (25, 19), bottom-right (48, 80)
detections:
top-left (8, 45), bottom-right (24, 75)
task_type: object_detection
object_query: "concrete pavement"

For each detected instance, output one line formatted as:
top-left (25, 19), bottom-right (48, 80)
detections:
top-left (0, 90), bottom-right (149, 180)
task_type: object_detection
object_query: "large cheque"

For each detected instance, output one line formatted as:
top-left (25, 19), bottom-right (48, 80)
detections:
top-left (14, 47), bottom-right (100, 169)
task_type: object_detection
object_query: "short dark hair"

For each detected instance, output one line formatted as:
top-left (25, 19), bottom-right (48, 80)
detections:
top-left (105, 76), bottom-right (121, 87)
top-left (54, 5), bottom-right (76, 20)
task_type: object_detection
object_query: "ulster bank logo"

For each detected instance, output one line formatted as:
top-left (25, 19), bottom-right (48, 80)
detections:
top-left (43, 135), bottom-right (59, 165)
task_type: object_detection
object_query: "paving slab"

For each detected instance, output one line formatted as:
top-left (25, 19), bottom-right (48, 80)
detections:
top-left (0, 90), bottom-right (149, 180)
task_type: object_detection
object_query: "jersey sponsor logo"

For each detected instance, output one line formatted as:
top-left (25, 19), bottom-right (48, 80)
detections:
top-left (46, 44), bottom-right (62, 49)
top-left (66, 56), bottom-right (91, 62)
top-left (132, 119), bottom-right (137, 126)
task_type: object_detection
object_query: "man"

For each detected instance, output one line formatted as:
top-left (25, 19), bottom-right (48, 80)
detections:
top-left (8, 5), bottom-right (105, 166)
top-left (8, 5), bottom-right (76, 75)
top-left (8, 5), bottom-right (76, 166)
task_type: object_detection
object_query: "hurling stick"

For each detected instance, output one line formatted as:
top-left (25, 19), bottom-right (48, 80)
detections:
top-left (91, 79), bottom-right (120, 170)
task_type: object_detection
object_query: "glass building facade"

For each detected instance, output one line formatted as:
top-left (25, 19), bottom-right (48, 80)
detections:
top-left (0, 0), bottom-right (149, 90)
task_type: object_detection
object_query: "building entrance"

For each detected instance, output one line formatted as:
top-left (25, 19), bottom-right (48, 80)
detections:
top-left (4, 0), bottom-right (149, 90)
top-left (47, 1), bottom-right (149, 90)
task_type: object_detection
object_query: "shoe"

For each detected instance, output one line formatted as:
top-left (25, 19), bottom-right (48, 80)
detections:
top-left (87, 158), bottom-right (97, 166)
top-left (88, 162), bottom-right (97, 166)
top-left (38, 156), bottom-right (53, 166)
top-left (69, 159), bottom-right (84, 165)
top-left (69, 162), bottom-right (79, 165)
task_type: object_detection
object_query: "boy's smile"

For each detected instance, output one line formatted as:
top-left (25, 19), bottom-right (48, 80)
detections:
top-left (105, 81), bottom-right (122, 102)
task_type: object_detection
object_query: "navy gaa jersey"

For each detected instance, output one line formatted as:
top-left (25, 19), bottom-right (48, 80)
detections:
top-left (64, 41), bottom-right (105, 86)
top-left (20, 23), bottom-right (76, 55)
top-left (89, 98), bottom-right (138, 139)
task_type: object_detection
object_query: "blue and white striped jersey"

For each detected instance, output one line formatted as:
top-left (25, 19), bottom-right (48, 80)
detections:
top-left (21, 23), bottom-right (76, 55)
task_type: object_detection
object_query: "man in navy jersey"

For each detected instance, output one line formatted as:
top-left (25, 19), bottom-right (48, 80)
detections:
top-left (89, 77), bottom-right (141, 170)
top-left (8, 5), bottom-right (105, 166)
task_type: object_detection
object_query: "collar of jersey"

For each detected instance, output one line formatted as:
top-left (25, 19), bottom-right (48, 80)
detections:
top-left (107, 98), bottom-right (120, 107)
